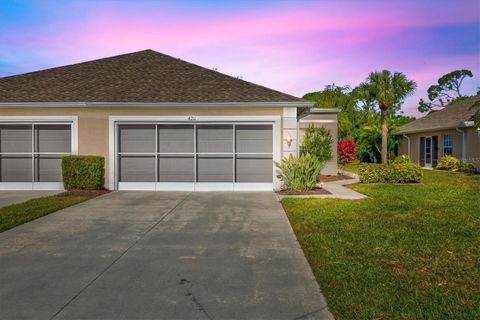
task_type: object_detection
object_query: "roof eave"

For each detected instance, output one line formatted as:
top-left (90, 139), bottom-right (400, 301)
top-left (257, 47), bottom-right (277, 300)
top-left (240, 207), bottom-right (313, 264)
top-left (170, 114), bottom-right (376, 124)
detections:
top-left (396, 121), bottom-right (475, 135)
top-left (0, 101), bottom-right (314, 108)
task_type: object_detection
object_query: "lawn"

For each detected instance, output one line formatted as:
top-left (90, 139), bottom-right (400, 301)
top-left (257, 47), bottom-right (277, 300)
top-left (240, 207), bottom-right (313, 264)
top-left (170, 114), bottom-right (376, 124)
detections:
top-left (0, 192), bottom-right (103, 232)
top-left (282, 168), bottom-right (480, 319)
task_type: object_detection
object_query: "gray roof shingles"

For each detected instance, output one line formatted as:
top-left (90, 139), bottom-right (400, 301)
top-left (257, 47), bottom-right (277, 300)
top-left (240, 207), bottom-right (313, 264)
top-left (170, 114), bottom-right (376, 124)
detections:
top-left (0, 49), bottom-right (305, 104)
top-left (396, 95), bottom-right (480, 134)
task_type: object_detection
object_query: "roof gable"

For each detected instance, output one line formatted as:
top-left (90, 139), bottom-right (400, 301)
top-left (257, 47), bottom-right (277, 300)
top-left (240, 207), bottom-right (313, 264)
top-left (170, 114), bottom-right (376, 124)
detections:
top-left (397, 95), bottom-right (480, 134)
top-left (0, 49), bottom-right (305, 104)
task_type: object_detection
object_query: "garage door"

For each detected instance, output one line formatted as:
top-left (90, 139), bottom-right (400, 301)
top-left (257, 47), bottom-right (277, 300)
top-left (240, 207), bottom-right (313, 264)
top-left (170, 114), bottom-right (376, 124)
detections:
top-left (116, 123), bottom-right (274, 191)
top-left (0, 123), bottom-right (72, 190)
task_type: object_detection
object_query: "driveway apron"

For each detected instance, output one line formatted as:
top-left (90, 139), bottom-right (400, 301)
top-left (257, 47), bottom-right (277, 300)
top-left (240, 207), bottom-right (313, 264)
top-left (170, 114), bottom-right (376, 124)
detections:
top-left (0, 191), bottom-right (332, 320)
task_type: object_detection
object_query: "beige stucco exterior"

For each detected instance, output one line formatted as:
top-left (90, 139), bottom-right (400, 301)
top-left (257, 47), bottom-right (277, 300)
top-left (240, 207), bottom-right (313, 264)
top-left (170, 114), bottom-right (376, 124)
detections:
top-left (0, 106), bottom-right (303, 189)
top-left (398, 127), bottom-right (480, 170)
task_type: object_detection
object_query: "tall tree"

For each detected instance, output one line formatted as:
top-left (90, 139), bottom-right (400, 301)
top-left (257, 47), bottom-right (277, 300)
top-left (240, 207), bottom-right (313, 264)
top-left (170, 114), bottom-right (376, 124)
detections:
top-left (418, 69), bottom-right (473, 113)
top-left (358, 70), bottom-right (416, 163)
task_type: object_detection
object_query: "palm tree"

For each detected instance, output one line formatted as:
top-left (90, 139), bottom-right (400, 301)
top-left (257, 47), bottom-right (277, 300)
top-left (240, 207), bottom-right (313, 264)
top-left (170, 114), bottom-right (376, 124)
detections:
top-left (360, 70), bottom-right (416, 163)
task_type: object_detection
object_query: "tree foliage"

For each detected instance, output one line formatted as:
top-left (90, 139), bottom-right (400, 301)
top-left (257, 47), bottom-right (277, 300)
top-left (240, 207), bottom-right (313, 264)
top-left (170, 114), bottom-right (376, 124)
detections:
top-left (418, 69), bottom-right (473, 113)
top-left (301, 124), bottom-right (333, 164)
top-left (357, 70), bottom-right (416, 163)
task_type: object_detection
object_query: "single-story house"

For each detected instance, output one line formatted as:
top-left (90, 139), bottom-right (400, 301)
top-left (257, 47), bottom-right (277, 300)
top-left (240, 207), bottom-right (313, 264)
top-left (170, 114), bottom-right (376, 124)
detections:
top-left (0, 49), bottom-right (338, 191)
top-left (397, 95), bottom-right (480, 169)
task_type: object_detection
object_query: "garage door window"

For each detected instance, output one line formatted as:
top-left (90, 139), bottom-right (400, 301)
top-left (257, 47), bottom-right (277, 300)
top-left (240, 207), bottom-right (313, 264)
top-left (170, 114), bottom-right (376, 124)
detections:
top-left (0, 124), bottom-right (72, 183)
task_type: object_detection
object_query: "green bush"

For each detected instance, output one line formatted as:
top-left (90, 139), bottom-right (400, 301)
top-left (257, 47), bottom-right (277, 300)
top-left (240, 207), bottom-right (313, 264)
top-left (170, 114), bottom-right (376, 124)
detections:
top-left (459, 162), bottom-right (477, 174)
top-left (275, 153), bottom-right (322, 191)
top-left (393, 154), bottom-right (410, 164)
top-left (62, 155), bottom-right (105, 190)
top-left (359, 162), bottom-right (423, 183)
top-left (436, 155), bottom-right (460, 170)
top-left (301, 124), bottom-right (333, 163)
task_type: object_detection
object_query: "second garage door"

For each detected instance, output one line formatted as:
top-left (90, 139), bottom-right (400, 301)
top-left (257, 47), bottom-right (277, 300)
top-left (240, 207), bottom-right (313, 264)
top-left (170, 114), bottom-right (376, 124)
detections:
top-left (116, 123), bottom-right (274, 191)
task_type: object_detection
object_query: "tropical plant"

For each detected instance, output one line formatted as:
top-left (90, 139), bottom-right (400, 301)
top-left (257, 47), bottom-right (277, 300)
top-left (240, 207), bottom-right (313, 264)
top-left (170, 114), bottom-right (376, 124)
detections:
top-left (275, 154), bottom-right (322, 191)
top-left (393, 154), bottom-right (410, 164)
top-left (356, 70), bottom-right (416, 163)
top-left (301, 124), bottom-right (333, 163)
top-left (338, 140), bottom-right (357, 166)
top-left (436, 155), bottom-right (460, 170)
top-left (418, 69), bottom-right (473, 113)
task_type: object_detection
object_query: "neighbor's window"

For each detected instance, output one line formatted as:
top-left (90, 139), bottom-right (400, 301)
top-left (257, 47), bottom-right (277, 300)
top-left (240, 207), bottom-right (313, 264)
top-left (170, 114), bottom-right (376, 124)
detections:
top-left (443, 135), bottom-right (453, 155)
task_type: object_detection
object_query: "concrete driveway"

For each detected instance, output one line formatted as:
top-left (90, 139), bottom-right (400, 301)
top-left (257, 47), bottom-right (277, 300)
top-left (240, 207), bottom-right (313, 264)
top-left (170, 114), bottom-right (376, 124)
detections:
top-left (0, 192), bottom-right (332, 320)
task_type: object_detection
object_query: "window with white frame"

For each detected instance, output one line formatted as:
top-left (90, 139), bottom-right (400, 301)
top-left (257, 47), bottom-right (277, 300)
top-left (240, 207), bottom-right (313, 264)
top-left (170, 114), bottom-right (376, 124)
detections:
top-left (443, 135), bottom-right (453, 155)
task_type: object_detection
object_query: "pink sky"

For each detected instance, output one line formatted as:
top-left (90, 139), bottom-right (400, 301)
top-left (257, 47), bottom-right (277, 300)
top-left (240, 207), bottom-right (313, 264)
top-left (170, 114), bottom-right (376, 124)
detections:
top-left (1, 0), bottom-right (479, 116)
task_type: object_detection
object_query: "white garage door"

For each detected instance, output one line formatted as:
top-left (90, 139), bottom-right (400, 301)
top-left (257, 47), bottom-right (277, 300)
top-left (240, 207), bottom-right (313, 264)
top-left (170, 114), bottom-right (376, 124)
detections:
top-left (116, 123), bottom-right (274, 191)
top-left (0, 123), bottom-right (73, 190)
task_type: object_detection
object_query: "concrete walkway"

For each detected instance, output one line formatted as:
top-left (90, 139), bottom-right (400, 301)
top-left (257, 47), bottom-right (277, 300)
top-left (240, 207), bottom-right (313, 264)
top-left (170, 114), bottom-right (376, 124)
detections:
top-left (0, 191), bottom-right (333, 320)
top-left (0, 191), bottom-right (60, 208)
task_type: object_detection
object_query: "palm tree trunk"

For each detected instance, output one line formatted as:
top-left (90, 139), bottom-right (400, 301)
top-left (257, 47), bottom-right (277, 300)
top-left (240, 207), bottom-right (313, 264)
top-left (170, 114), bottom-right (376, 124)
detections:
top-left (381, 109), bottom-right (388, 163)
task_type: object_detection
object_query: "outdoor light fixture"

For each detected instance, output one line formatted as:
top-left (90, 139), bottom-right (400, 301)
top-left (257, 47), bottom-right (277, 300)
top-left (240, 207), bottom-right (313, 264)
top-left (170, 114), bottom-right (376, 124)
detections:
top-left (286, 134), bottom-right (293, 147)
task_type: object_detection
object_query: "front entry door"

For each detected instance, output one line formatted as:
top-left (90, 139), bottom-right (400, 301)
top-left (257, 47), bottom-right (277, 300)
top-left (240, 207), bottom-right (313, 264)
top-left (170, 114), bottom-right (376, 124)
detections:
top-left (424, 137), bottom-right (432, 168)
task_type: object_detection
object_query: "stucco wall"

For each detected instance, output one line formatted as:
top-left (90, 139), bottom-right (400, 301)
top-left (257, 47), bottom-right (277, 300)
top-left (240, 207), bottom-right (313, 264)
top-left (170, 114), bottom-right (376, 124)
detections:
top-left (298, 113), bottom-right (338, 175)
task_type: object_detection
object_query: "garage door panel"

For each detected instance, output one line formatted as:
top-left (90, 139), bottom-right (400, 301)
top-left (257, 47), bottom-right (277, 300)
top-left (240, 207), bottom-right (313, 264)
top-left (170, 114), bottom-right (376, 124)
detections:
top-left (197, 156), bottom-right (233, 182)
top-left (158, 155), bottom-right (194, 182)
top-left (119, 155), bottom-right (155, 182)
top-left (119, 125), bottom-right (155, 153)
top-left (235, 125), bottom-right (273, 153)
top-left (34, 125), bottom-right (71, 153)
top-left (0, 125), bottom-right (32, 153)
top-left (34, 155), bottom-right (62, 182)
top-left (0, 155), bottom-right (32, 182)
top-left (158, 125), bottom-right (194, 153)
top-left (235, 155), bottom-right (273, 183)
top-left (197, 125), bottom-right (233, 153)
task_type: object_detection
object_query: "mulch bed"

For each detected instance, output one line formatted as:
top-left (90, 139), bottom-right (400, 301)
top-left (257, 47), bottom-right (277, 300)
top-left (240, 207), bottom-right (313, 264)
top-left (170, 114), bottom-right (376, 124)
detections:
top-left (277, 187), bottom-right (331, 196)
top-left (58, 190), bottom-right (110, 197)
top-left (320, 174), bottom-right (353, 182)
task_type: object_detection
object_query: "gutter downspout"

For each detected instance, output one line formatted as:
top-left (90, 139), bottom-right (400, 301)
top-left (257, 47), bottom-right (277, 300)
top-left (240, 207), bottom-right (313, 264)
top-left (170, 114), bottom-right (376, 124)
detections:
top-left (455, 128), bottom-right (465, 162)
top-left (402, 134), bottom-right (411, 156)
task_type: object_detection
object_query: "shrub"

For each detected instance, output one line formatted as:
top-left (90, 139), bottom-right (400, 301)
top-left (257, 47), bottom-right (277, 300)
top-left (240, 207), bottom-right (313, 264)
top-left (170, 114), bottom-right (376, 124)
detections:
top-left (459, 162), bottom-right (477, 174)
top-left (301, 124), bottom-right (333, 163)
top-left (436, 155), bottom-right (460, 170)
top-left (393, 154), bottom-right (410, 164)
top-left (359, 162), bottom-right (423, 183)
top-left (338, 140), bottom-right (357, 165)
top-left (62, 155), bottom-right (105, 190)
top-left (275, 153), bottom-right (322, 191)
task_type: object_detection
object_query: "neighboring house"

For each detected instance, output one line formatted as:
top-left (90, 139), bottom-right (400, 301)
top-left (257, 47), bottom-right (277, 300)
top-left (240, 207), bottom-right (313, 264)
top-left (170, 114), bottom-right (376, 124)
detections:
top-left (397, 95), bottom-right (480, 170)
top-left (0, 49), bottom-right (338, 191)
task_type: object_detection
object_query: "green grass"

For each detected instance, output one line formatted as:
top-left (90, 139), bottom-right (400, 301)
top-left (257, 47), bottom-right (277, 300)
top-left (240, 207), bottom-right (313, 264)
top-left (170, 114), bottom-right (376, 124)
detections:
top-left (282, 169), bottom-right (480, 319)
top-left (0, 194), bottom-right (94, 232)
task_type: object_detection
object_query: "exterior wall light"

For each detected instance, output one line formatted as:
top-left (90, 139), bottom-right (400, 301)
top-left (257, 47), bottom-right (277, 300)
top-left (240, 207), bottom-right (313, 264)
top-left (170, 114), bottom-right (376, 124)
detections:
top-left (286, 134), bottom-right (293, 147)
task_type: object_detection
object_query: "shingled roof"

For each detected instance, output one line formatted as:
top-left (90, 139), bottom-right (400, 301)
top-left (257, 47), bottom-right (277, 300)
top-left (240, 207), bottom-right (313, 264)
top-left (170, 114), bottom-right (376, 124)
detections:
top-left (0, 49), bottom-right (308, 104)
top-left (396, 95), bottom-right (480, 134)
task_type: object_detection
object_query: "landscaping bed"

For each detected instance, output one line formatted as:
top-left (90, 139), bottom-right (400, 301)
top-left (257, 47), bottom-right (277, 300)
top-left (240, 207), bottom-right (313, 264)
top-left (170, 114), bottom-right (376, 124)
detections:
top-left (277, 187), bottom-right (330, 196)
top-left (281, 169), bottom-right (480, 319)
top-left (0, 191), bottom-right (107, 232)
top-left (320, 174), bottom-right (353, 182)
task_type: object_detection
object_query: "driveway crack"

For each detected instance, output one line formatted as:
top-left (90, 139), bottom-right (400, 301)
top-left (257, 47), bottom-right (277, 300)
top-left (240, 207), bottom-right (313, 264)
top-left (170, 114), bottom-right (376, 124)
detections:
top-left (49, 192), bottom-right (192, 320)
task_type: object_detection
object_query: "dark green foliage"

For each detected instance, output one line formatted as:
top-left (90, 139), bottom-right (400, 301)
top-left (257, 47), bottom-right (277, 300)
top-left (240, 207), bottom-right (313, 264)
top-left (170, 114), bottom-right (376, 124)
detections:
top-left (0, 195), bottom-right (92, 232)
top-left (301, 124), bottom-right (333, 163)
top-left (62, 155), bottom-right (105, 190)
top-left (359, 162), bottom-right (423, 183)
top-left (275, 154), bottom-right (322, 191)
top-left (282, 170), bottom-right (480, 319)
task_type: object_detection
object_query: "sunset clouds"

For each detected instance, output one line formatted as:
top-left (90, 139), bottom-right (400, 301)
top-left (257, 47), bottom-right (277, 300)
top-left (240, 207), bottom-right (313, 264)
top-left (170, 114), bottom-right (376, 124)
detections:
top-left (1, 0), bottom-right (479, 115)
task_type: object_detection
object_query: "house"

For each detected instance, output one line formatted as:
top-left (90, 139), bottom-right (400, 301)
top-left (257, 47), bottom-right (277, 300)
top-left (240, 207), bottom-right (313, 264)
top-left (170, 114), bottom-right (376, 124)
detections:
top-left (0, 49), bottom-right (338, 191)
top-left (397, 95), bottom-right (480, 169)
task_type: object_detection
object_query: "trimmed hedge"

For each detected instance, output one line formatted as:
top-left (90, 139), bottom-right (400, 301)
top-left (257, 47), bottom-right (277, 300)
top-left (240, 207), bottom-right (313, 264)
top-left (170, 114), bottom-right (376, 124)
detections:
top-left (359, 162), bottom-right (423, 183)
top-left (62, 155), bottom-right (105, 190)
